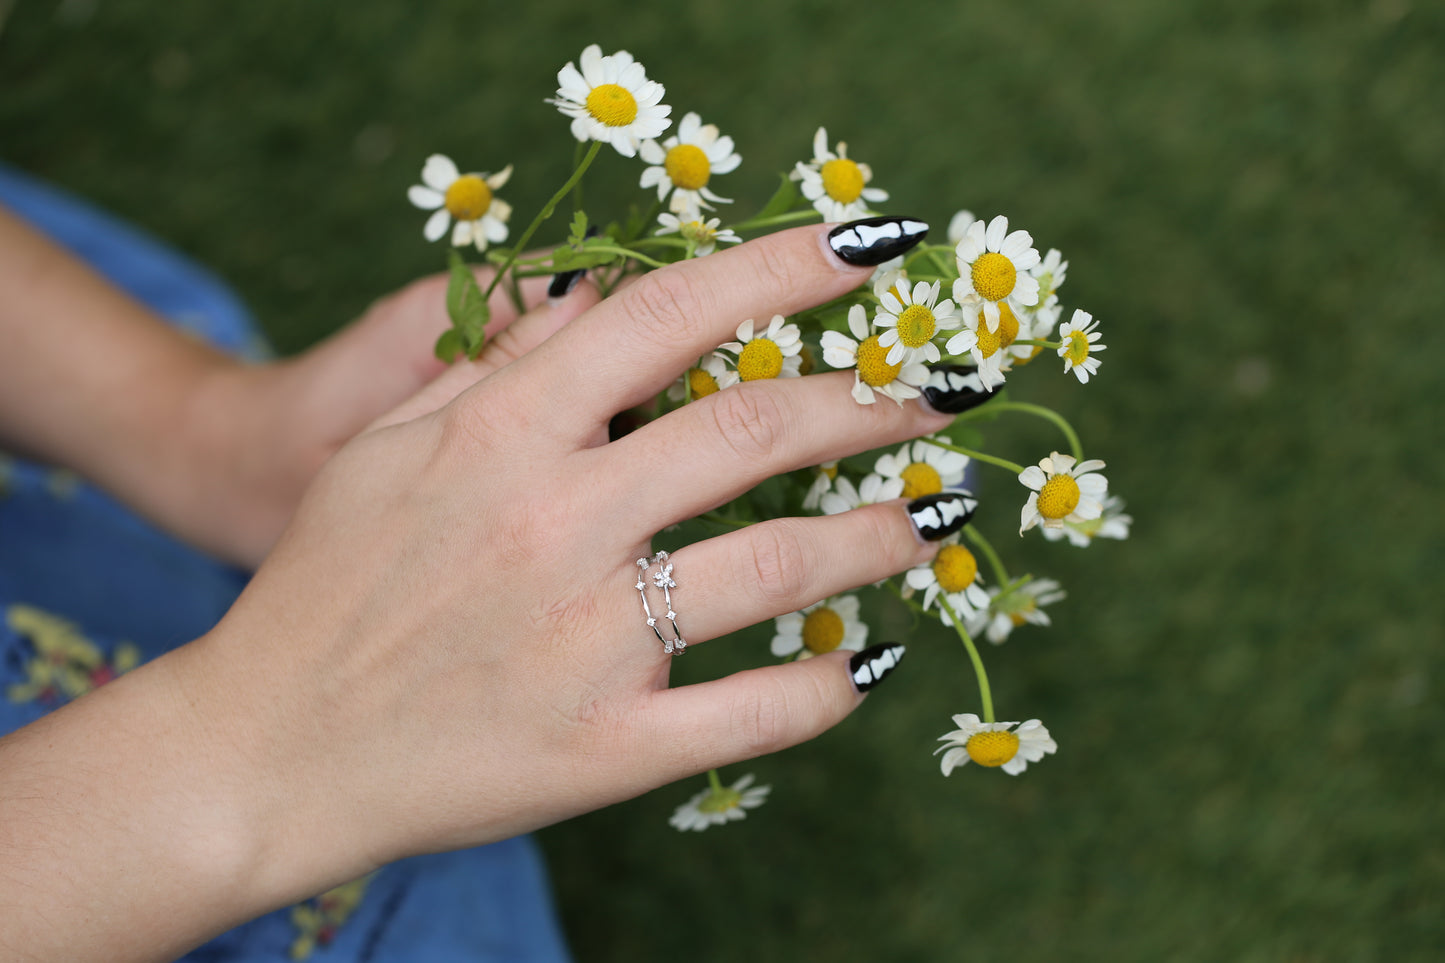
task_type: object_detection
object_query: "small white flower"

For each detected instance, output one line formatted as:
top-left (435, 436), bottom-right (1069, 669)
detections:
top-left (951, 215), bottom-right (1041, 332)
top-left (968, 578), bottom-right (1067, 644)
top-left (821, 304), bottom-right (929, 405)
top-left (716, 315), bottom-right (803, 382)
top-left (1057, 309), bottom-right (1106, 383)
top-left (944, 302), bottom-right (1027, 392)
top-left (1042, 494), bottom-right (1132, 547)
top-left (801, 462), bottom-right (839, 511)
top-left (868, 258), bottom-right (906, 292)
top-left (1018, 451), bottom-right (1108, 535)
top-left (791, 127), bottom-right (888, 223)
top-left (874, 280), bottom-right (962, 367)
top-left (946, 209), bottom-right (977, 245)
top-left (904, 538), bottom-right (990, 617)
top-left (667, 354), bottom-right (735, 401)
top-left (407, 154), bottom-right (513, 250)
top-left (548, 45), bottom-right (671, 158)
top-left (669, 773), bottom-right (771, 831)
top-left (639, 111), bottom-right (740, 212)
top-left (874, 437), bottom-right (970, 501)
top-left (1030, 248), bottom-right (1068, 303)
top-left (771, 593), bottom-right (868, 659)
top-left (655, 208), bottom-right (740, 257)
top-left (935, 714), bottom-right (1057, 776)
top-left (818, 472), bottom-right (904, 516)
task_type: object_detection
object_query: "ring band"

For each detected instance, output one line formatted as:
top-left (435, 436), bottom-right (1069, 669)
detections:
top-left (635, 551), bottom-right (686, 655)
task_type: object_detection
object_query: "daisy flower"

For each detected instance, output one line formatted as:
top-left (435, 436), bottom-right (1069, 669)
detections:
top-left (802, 461), bottom-right (839, 511)
top-left (771, 594), bottom-right (868, 659)
top-left (874, 280), bottom-right (961, 366)
top-left (869, 259), bottom-right (907, 294)
top-left (1030, 247), bottom-right (1068, 304)
top-left (669, 773), bottom-right (770, 831)
top-left (639, 111), bottom-right (740, 212)
top-left (666, 353), bottom-right (735, 402)
top-left (1008, 297), bottom-right (1058, 368)
top-left (655, 208), bottom-right (741, 257)
top-left (1018, 451), bottom-right (1108, 535)
top-left (821, 304), bottom-right (929, 405)
top-left (936, 714), bottom-right (1057, 776)
top-left (875, 437), bottom-right (970, 501)
top-left (969, 578), bottom-right (1067, 645)
top-left (407, 154), bottom-right (513, 250)
top-left (818, 472), bottom-right (904, 516)
top-left (791, 127), bottom-right (888, 223)
top-left (716, 315), bottom-right (803, 382)
top-left (1057, 309), bottom-right (1106, 383)
top-left (951, 215), bottom-right (1041, 332)
top-left (1042, 494), bottom-right (1133, 547)
top-left (944, 302), bottom-right (1028, 391)
top-left (904, 538), bottom-right (990, 617)
top-left (548, 45), bottom-right (670, 158)
top-left (946, 208), bottom-right (977, 245)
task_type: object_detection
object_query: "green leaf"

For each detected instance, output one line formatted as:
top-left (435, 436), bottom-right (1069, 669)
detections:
top-left (755, 173), bottom-right (800, 221)
top-left (445, 249), bottom-right (490, 349)
top-left (567, 210), bottom-right (589, 245)
top-left (433, 328), bottom-right (463, 363)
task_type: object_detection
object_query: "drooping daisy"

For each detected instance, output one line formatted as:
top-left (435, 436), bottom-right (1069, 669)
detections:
top-left (944, 302), bottom-right (1027, 391)
top-left (869, 259), bottom-right (906, 293)
top-left (952, 215), bottom-right (1041, 332)
top-left (666, 353), bottom-right (736, 402)
top-left (818, 472), bottom-right (905, 516)
top-left (1008, 297), bottom-right (1057, 368)
top-left (547, 45), bottom-right (670, 158)
top-left (669, 773), bottom-right (770, 831)
top-left (791, 127), bottom-right (888, 223)
top-left (639, 111), bottom-right (740, 212)
top-left (968, 577), bottom-right (1066, 644)
top-left (946, 208), bottom-right (977, 245)
top-left (875, 437), bottom-right (970, 501)
top-left (904, 538), bottom-right (990, 617)
top-left (1030, 247), bottom-right (1069, 304)
top-left (802, 461), bottom-right (839, 511)
top-left (771, 594), bottom-right (868, 659)
top-left (874, 280), bottom-right (961, 367)
top-left (821, 304), bottom-right (929, 405)
top-left (1057, 309), bottom-right (1106, 383)
top-left (1018, 451), bottom-right (1108, 535)
top-left (407, 154), bottom-right (514, 250)
top-left (1042, 494), bottom-right (1132, 547)
top-left (654, 208), bottom-right (741, 257)
top-left (936, 714), bottom-right (1057, 776)
top-left (716, 315), bottom-right (803, 382)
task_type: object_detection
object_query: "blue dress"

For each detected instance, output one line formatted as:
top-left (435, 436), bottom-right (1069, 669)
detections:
top-left (0, 165), bottom-right (572, 962)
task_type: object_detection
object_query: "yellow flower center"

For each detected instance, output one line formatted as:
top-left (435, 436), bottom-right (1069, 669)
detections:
top-left (444, 175), bottom-right (493, 221)
top-left (737, 339), bottom-right (784, 381)
top-left (895, 304), bottom-right (937, 349)
top-left (966, 730), bottom-right (1020, 767)
top-left (932, 544), bottom-right (979, 593)
top-left (821, 462), bottom-right (839, 481)
top-left (997, 303), bottom-right (1020, 348)
top-left (698, 787), bottom-right (743, 814)
top-left (664, 143), bottom-right (711, 190)
top-left (820, 157), bottom-right (864, 203)
top-left (685, 367), bottom-right (719, 399)
top-left (1037, 474), bottom-right (1081, 520)
top-left (679, 219), bottom-right (715, 244)
top-left (585, 83), bottom-right (639, 127)
top-left (856, 334), bottom-right (902, 387)
top-left (899, 462), bottom-right (942, 500)
top-left (801, 606), bottom-right (846, 654)
top-left (975, 315), bottom-right (1000, 359)
top-left (1064, 330), bottom-right (1091, 365)
top-left (971, 251), bottom-right (1017, 302)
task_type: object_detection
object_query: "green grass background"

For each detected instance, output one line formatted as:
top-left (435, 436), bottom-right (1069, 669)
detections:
top-left (3, 0), bottom-right (1442, 959)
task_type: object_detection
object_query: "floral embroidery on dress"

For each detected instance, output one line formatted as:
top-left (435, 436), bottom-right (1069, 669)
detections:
top-left (289, 875), bottom-right (375, 959)
top-left (4, 604), bottom-right (141, 705)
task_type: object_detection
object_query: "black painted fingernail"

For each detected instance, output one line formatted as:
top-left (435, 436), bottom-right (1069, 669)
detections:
top-left (547, 267), bottom-right (586, 300)
top-left (907, 490), bottom-right (979, 541)
top-left (827, 216), bottom-right (929, 267)
top-left (921, 364), bottom-right (998, 415)
top-left (849, 643), bottom-right (906, 693)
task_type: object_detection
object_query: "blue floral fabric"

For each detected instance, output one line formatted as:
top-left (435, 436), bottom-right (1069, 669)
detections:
top-left (0, 165), bottom-right (571, 962)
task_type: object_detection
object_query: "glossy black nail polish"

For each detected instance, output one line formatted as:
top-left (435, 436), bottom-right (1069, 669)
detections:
top-left (907, 490), bottom-right (978, 541)
top-left (827, 216), bottom-right (929, 267)
top-left (921, 365), bottom-right (998, 415)
top-left (849, 643), bottom-right (906, 693)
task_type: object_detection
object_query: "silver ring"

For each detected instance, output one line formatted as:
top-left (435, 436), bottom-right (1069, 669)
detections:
top-left (635, 551), bottom-right (686, 655)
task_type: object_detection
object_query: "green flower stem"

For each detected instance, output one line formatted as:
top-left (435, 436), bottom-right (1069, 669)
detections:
top-left (938, 593), bottom-right (995, 724)
top-left (706, 768), bottom-right (724, 794)
top-left (484, 140), bottom-right (603, 301)
top-left (582, 245), bottom-right (669, 269)
top-left (964, 524), bottom-right (1010, 587)
top-left (917, 436), bottom-right (1025, 475)
top-left (731, 209), bottom-right (822, 232)
top-left (630, 236), bottom-right (693, 249)
top-left (1011, 338), bottom-right (1063, 350)
top-left (961, 400), bottom-right (1083, 462)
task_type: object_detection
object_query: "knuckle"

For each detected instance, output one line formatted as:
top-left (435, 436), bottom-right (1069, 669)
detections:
top-left (746, 519), bottom-right (813, 610)
top-left (858, 504), bottom-right (915, 572)
top-left (739, 240), bottom-right (800, 306)
top-left (618, 268), bottom-right (708, 349)
top-left (732, 679), bottom-right (792, 757)
top-left (709, 385), bottom-right (786, 461)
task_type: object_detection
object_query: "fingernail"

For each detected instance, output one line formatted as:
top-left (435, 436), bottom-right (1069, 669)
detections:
top-left (921, 364), bottom-right (997, 415)
top-left (827, 216), bottom-right (929, 267)
top-left (906, 490), bottom-right (979, 541)
top-left (849, 643), bottom-right (906, 693)
top-left (547, 268), bottom-right (585, 301)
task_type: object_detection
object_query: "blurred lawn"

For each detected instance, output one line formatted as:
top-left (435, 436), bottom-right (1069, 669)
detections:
top-left (3, 0), bottom-right (1442, 959)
